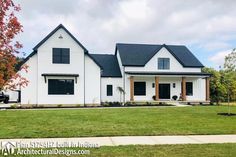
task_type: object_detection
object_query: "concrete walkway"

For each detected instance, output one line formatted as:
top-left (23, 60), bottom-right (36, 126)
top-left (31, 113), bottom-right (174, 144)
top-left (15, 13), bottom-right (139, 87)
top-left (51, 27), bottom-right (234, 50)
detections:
top-left (0, 135), bottom-right (236, 148)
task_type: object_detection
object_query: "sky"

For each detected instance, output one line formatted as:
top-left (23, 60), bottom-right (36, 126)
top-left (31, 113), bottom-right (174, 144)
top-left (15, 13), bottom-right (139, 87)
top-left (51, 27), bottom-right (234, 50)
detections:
top-left (15, 0), bottom-right (236, 69)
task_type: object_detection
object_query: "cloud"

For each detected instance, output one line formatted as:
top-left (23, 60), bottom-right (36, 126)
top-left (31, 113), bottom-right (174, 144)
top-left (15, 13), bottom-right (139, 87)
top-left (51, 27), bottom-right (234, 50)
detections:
top-left (15, 0), bottom-right (236, 67)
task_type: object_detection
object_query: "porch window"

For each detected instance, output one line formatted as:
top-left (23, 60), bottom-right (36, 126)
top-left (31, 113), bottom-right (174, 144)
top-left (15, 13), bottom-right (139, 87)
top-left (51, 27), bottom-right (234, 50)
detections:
top-left (186, 82), bottom-right (193, 96)
top-left (48, 79), bottom-right (74, 95)
top-left (53, 48), bottom-right (70, 64)
top-left (107, 85), bottom-right (113, 96)
top-left (158, 58), bottom-right (170, 69)
top-left (134, 82), bottom-right (146, 96)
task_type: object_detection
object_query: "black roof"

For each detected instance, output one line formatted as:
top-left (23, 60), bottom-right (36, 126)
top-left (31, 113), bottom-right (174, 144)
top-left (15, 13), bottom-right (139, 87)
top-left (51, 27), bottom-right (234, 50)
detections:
top-left (90, 54), bottom-right (122, 77)
top-left (116, 43), bottom-right (204, 67)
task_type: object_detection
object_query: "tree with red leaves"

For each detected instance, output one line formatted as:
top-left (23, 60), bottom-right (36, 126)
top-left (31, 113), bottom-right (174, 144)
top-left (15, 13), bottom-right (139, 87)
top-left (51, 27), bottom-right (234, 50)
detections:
top-left (0, 0), bottom-right (28, 90)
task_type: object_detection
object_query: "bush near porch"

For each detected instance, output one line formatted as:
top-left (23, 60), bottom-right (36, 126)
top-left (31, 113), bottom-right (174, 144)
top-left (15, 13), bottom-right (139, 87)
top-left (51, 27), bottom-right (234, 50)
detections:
top-left (0, 106), bottom-right (235, 139)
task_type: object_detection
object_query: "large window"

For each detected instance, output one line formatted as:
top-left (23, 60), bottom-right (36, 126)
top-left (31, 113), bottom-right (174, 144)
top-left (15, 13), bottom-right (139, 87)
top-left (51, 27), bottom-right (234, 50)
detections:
top-left (107, 85), bottom-right (113, 96)
top-left (134, 82), bottom-right (146, 96)
top-left (186, 82), bottom-right (193, 96)
top-left (53, 48), bottom-right (70, 64)
top-left (48, 79), bottom-right (74, 95)
top-left (158, 58), bottom-right (170, 69)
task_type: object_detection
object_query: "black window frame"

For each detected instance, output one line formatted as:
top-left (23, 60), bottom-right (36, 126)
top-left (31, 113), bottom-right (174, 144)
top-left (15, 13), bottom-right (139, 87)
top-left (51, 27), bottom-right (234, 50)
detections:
top-left (107, 85), bottom-right (113, 96)
top-left (48, 79), bottom-right (74, 95)
top-left (186, 82), bottom-right (193, 96)
top-left (158, 58), bottom-right (170, 69)
top-left (134, 82), bottom-right (146, 96)
top-left (52, 48), bottom-right (70, 64)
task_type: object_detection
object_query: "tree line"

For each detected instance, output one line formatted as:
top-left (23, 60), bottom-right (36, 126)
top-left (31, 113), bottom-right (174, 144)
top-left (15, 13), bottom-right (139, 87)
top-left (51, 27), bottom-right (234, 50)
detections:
top-left (203, 49), bottom-right (236, 104)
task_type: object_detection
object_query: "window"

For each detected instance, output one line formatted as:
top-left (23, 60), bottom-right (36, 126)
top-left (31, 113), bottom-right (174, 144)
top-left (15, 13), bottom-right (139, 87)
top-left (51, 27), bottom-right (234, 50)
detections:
top-left (186, 82), bottom-right (193, 96)
top-left (173, 83), bottom-right (176, 88)
top-left (158, 58), bottom-right (170, 69)
top-left (48, 79), bottom-right (74, 95)
top-left (107, 85), bottom-right (113, 96)
top-left (152, 83), bottom-right (155, 88)
top-left (134, 82), bottom-right (146, 96)
top-left (53, 48), bottom-right (70, 64)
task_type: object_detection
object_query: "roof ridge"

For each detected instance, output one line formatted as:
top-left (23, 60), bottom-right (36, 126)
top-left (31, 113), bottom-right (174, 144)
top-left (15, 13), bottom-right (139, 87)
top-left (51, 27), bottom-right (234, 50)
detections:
top-left (116, 43), bottom-right (160, 46)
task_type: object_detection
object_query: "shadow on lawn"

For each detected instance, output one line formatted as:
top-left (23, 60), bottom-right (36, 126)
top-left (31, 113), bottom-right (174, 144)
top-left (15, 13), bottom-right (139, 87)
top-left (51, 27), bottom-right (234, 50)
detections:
top-left (217, 113), bottom-right (236, 116)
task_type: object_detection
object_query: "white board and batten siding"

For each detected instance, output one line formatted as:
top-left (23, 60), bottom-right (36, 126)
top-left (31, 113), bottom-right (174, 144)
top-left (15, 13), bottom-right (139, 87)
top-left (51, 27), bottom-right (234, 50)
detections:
top-left (20, 28), bottom-right (101, 105)
top-left (101, 78), bottom-right (123, 102)
top-left (85, 55), bottom-right (101, 104)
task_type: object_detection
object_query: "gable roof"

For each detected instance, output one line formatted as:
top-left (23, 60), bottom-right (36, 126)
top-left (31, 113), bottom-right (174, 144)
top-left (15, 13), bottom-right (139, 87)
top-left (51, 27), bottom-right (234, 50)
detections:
top-left (90, 54), bottom-right (122, 77)
top-left (116, 43), bottom-right (204, 68)
top-left (21, 24), bottom-right (102, 69)
top-left (33, 24), bottom-right (88, 52)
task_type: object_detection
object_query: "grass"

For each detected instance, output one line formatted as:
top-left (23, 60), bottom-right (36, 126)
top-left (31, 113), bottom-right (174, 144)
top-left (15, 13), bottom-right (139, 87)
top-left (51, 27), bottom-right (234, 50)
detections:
top-left (3, 144), bottom-right (236, 157)
top-left (0, 106), bottom-right (236, 139)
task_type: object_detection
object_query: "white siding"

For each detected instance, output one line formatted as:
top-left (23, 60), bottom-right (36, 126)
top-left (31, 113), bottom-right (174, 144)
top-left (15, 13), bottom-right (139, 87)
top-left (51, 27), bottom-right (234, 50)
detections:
top-left (101, 78), bottom-right (123, 102)
top-left (20, 54), bottom-right (38, 104)
top-left (186, 77), bottom-right (206, 101)
top-left (36, 28), bottom-right (85, 105)
top-left (85, 55), bottom-right (101, 104)
top-left (125, 47), bottom-right (201, 72)
top-left (19, 27), bottom-right (101, 105)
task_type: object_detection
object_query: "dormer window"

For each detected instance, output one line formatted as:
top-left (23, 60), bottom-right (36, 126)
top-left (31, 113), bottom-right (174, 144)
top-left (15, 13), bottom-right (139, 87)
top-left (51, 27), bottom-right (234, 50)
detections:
top-left (158, 58), bottom-right (170, 69)
top-left (52, 48), bottom-right (70, 64)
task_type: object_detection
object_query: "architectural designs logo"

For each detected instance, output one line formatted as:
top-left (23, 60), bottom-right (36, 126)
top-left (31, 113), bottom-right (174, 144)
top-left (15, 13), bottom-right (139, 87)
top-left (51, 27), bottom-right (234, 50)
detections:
top-left (1, 142), bottom-right (16, 156)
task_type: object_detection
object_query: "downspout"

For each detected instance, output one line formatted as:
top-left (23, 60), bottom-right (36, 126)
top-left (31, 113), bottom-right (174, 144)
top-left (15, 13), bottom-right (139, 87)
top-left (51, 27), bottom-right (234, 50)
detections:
top-left (123, 66), bottom-right (125, 104)
top-left (100, 70), bottom-right (103, 105)
top-left (84, 53), bottom-right (85, 106)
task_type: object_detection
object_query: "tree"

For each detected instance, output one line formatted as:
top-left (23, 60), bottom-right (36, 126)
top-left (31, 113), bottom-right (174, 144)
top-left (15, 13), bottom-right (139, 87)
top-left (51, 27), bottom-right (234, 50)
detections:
top-left (202, 67), bottom-right (227, 105)
top-left (224, 48), bottom-right (236, 71)
top-left (117, 86), bottom-right (125, 105)
top-left (0, 0), bottom-right (28, 90)
top-left (222, 49), bottom-right (236, 115)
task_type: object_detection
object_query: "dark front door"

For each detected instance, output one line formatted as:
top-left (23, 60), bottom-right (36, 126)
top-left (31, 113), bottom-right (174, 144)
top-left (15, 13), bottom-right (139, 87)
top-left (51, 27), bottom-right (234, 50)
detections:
top-left (159, 84), bottom-right (170, 99)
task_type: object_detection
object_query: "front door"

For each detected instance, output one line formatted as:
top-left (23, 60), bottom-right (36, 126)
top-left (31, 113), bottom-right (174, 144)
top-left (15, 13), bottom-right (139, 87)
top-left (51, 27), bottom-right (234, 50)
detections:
top-left (159, 84), bottom-right (170, 99)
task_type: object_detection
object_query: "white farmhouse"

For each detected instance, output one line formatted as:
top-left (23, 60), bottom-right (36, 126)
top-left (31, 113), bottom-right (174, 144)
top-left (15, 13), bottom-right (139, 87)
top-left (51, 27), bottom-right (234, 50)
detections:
top-left (18, 24), bottom-right (210, 106)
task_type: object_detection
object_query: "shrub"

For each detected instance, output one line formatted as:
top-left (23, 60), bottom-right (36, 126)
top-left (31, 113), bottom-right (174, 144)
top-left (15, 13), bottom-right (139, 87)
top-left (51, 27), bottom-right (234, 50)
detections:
top-left (172, 95), bottom-right (178, 100)
top-left (152, 95), bottom-right (156, 100)
top-left (10, 104), bottom-right (17, 109)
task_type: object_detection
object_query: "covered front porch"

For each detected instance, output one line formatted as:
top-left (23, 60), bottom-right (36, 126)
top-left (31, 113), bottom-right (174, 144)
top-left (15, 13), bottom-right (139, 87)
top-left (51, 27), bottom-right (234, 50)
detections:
top-left (126, 72), bottom-right (210, 103)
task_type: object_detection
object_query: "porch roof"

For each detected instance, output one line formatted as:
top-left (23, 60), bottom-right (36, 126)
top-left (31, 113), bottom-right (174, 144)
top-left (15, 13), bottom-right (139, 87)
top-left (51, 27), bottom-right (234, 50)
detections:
top-left (125, 72), bottom-right (211, 77)
top-left (41, 73), bottom-right (79, 83)
top-left (41, 73), bottom-right (79, 77)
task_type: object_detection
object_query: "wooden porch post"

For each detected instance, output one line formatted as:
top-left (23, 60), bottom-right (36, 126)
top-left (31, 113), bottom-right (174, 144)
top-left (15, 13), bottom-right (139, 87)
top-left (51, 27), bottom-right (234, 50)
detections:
top-left (206, 77), bottom-right (210, 101)
top-left (130, 76), bottom-right (134, 101)
top-left (182, 77), bottom-right (186, 101)
top-left (155, 76), bottom-right (159, 101)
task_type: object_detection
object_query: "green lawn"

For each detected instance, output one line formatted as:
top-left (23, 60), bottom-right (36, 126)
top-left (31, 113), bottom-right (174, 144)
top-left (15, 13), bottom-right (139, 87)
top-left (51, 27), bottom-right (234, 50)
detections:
top-left (0, 106), bottom-right (236, 139)
top-left (3, 144), bottom-right (236, 157)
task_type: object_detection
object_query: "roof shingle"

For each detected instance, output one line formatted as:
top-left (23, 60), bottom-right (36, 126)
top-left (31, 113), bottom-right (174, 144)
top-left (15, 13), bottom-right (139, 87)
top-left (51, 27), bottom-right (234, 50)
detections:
top-left (90, 54), bottom-right (122, 77)
top-left (116, 43), bottom-right (204, 67)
